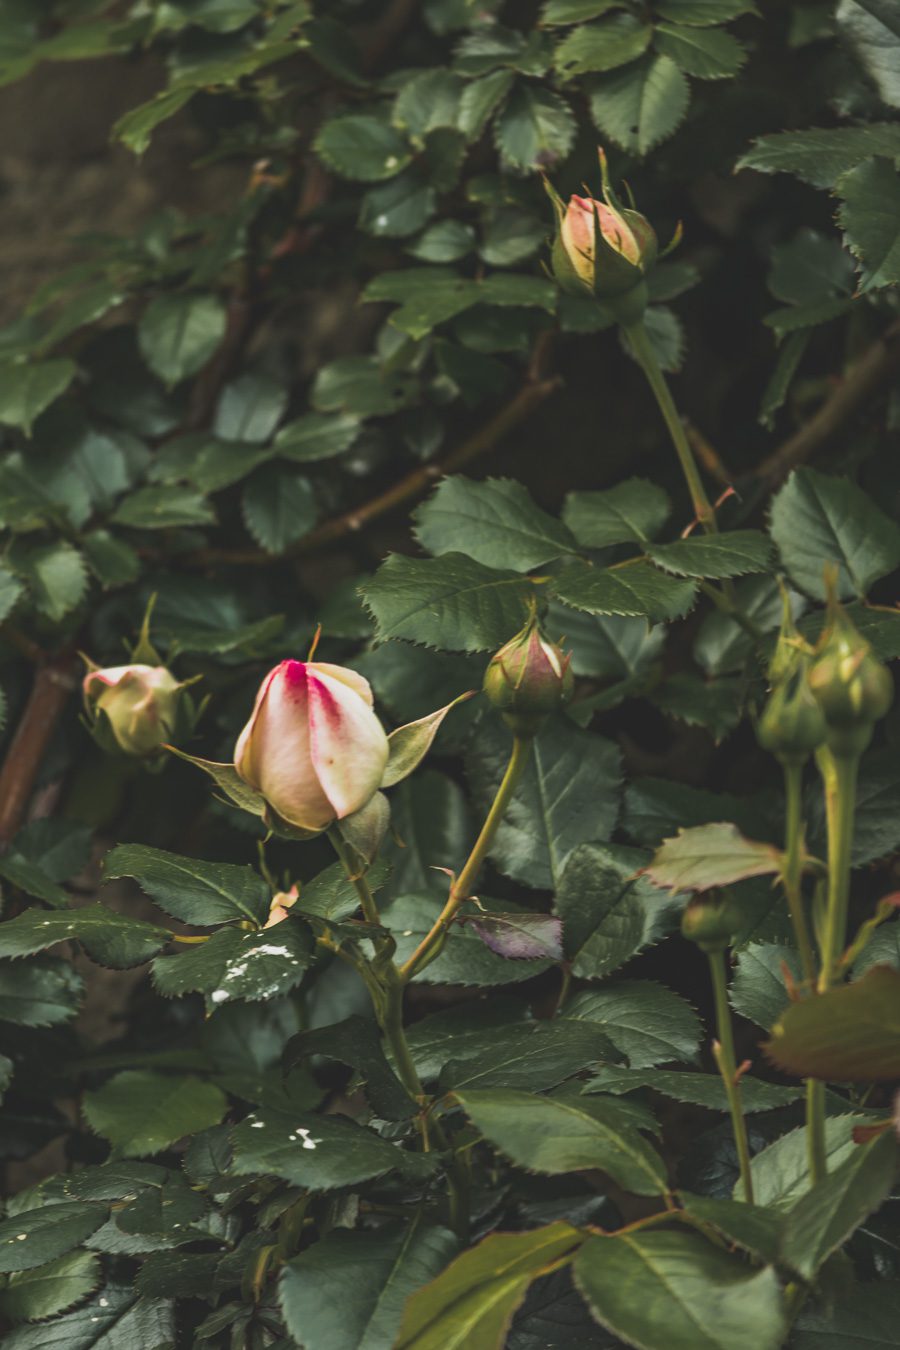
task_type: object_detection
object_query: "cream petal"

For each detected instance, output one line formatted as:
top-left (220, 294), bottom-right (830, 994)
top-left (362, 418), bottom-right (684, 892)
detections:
top-left (309, 662), bottom-right (375, 707)
top-left (236, 661), bottom-right (336, 831)
top-left (306, 667), bottom-right (389, 820)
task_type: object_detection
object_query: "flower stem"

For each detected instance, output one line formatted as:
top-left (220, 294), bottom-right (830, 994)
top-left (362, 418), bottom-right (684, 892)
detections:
top-left (804, 748), bottom-right (860, 1184)
top-left (623, 321), bottom-right (717, 533)
top-left (399, 732), bottom-right (534, 983)
top-left (781, 760), bottom-right (815, 985)
top-left (327, 825), bottom-right (381, 927)
top-left (817, 750), bottom-right (858, 992)
top-left (707, 948), bottom-right (754, 1203)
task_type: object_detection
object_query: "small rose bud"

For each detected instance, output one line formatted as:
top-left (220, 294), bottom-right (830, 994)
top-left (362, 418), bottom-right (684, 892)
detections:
top-left (681, 893), bottom-right (740, 954)
top-left (483, 618), bottom-right (573, 735)
top-left (756, 589), bottom-right (826, 764)
top-left (264, 885), bottom-right (299, 929)
top-left (235, 659), bottom-right (389, 834)
top-left (83, 664), bottom-right (183, 758)
top-left (808, 589), bottom-right (893, 756)
top-left (546, 151), bottom-right (657, 305)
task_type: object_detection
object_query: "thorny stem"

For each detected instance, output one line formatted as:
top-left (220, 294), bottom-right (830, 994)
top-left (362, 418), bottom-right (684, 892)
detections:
top-left (707, 948), bottom-right (754, 1203)
top-left (781, 760), bottom-right (816, 985)
top-left (326, 829), bottom-right (470, 1237)
top-left (326, 826), bottom-right (382, 928)
top-left (623, 321), bottom-right (717, 533)
top-left (399, 733), bottom-right (534, 983)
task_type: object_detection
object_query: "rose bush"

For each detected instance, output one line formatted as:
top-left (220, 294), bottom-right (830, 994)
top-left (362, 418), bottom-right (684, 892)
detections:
top-left (0, 4), bottom-right (898, 1349)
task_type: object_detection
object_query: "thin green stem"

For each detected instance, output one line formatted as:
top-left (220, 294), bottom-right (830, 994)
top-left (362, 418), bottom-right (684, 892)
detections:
top-left (817, 751), bottom-right (858, 992)
top-left (781, 759), bottom-right (815, 985)
top-left (806, 1079), bottom-right (827, 1186)
top-left (327, 830), bottom-right (470, 1236)
top-left (707, 948), bottom-right (754, 1203)
top-left (623, 321), bottom-right (717, 532)
top-left (327, 825), bottom-right (381, 927)
top-left (399, 733), bottom-right (534, 983)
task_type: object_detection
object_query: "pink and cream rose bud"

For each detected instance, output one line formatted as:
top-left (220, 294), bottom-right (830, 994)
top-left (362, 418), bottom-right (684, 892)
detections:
top-left (483, 617), bottom-right (573, 735)
top-left (83, 664), bottom-right (183, 758)
top-left (546, 150), bottom-right (658, 307)
top-left (234, 660), bottom-right (389, 833)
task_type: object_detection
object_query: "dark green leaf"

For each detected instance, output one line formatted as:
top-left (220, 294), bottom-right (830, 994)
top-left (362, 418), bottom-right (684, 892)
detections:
top-left (361, 552), bottom-right (536, 651)
top-left (554, 15), bottom-right (652, 75)
top-left (0, 1204), bottom-right (106, 1275)
top-left (152, 924), bottom-right (313, 1004)
top-left (736, 123), bottom-right (900, 188)
top-left (555, 843), bottom-right (680, 979)
top-left (793, 1283), bottom-right (900, 1350)
top-left (440, 1020), bottom-right (619, 1093)
top-left (588, 53), bottom-right (690, 157)
top-left (284, 1015), bottom-right (415, 1120)
top-left (453, 1088), bottom-right (668, 1195)
top-left (562, 479), bottom-right (670, 548)
top-left (573, 1230), bottom-right (785, 1350)
top-left (0, 958), bottom-right (84, 1027)
top-left (765, 964), bottom-right (900, 1080)
top-left (586, 1065), bottom-right (801, 1113)
top-left (552, 560), bottom-right (697, 623)
top-left (646, 530), bottom-right (773, 579)
top-left (780, 1130), bottom-right (899, 1279)
top-left (396, 1225), bottom-right (584, 1350)
top-left (111, 485), bottom-right (216, 529)
top-left (274, 411), bottom-right (360, 462)
top-left (0, 1249), bottom-right (102, 1324)
top-left (280, 1222), bottom-right (458, 1350)
top-left (83, 1071), bottom-right (227, 1157)
top-left (564, 980), bottom-right (702, 1068)
top-left (214, 372), bottom-right (287, 443)
top-left (642, 823), bottom-right (783, 893)
top-left (493, 83), bottom-right (576, 173)
top-left (231, 1107), bottom-right (413, 1190)
top-left (468, 718), bottom-right (621, 891)
top-left (315, 115), bottom-right (412, 181)
top-left (241, 466), bottom-right (317, 553)
top-left (837, 157), bottom-right (900, 291)
top-left (414, 476), bottom-right (576, 571)
top-left (730, 943), bottom-right (799, 1030)
top-left (654, 22), bottom-right (745, 78)
top-left (382, 895), bottom-right (553, 986)
top-left (677, 1193), bottom-right (782, 1262)
top-left (103, 845), bottom-right (269, 926)
top-left (138, 294), bottom-right (227, 386)
top-left (0, 905), bottom-right (169, 969)
top-left (0, 359), bottom-right (76, 434)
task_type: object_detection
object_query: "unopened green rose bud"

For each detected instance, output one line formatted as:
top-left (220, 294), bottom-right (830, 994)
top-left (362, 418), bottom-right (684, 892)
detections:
top-left (483, 618), bottom-right (573, 735)
top-left (545, 149), bottom-right (657, 313)
top-left (808, 587), bottom-right (893, 756)
top-left (681, 893), bottom-right (740, 954)
top-left (757, 589), bottom-right (826, 763)
top-left (83, 663), bottom-right (185, 758)
top-left (757, 666), bottom-right (827, 764)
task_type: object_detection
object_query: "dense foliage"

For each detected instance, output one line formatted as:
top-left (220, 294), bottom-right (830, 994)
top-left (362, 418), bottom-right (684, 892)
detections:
top-left (0, 1), bottom-right (899, 1347)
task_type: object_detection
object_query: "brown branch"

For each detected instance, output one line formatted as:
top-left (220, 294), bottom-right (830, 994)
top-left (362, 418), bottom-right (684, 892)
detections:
top-left (0, 655), bottom-right (79, 845)
top-left (753, 319), bottom-right (900, 489)
top-left (186, 373), bottom-right (563, 569)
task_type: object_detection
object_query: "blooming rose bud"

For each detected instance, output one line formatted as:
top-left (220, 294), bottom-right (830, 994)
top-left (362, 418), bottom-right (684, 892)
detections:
top-left (681, 893), bottom-right (740, 954)
top-left (546, 152), bottom-right (657, 305)
top-left (264, 885), bottom-right (299, 929)
top-left (83, 664), bottom-right (183, 758)
top-left (808, 589), bottom-right (893, 756)
top-left (483, 618), bottom-right (573, 735)
top-left (234, 660), bottom-right (389, 833)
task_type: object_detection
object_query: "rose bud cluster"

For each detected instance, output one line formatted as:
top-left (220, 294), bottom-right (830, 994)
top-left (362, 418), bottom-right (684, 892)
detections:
top-left (83, 664), bottom-right (186, 759)
top-left (483, 616), bottom-right (573, 735)
top-left (234, 659), bottom-right (389, 833)
top-left (546, 149), bottom-right (657, 317)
